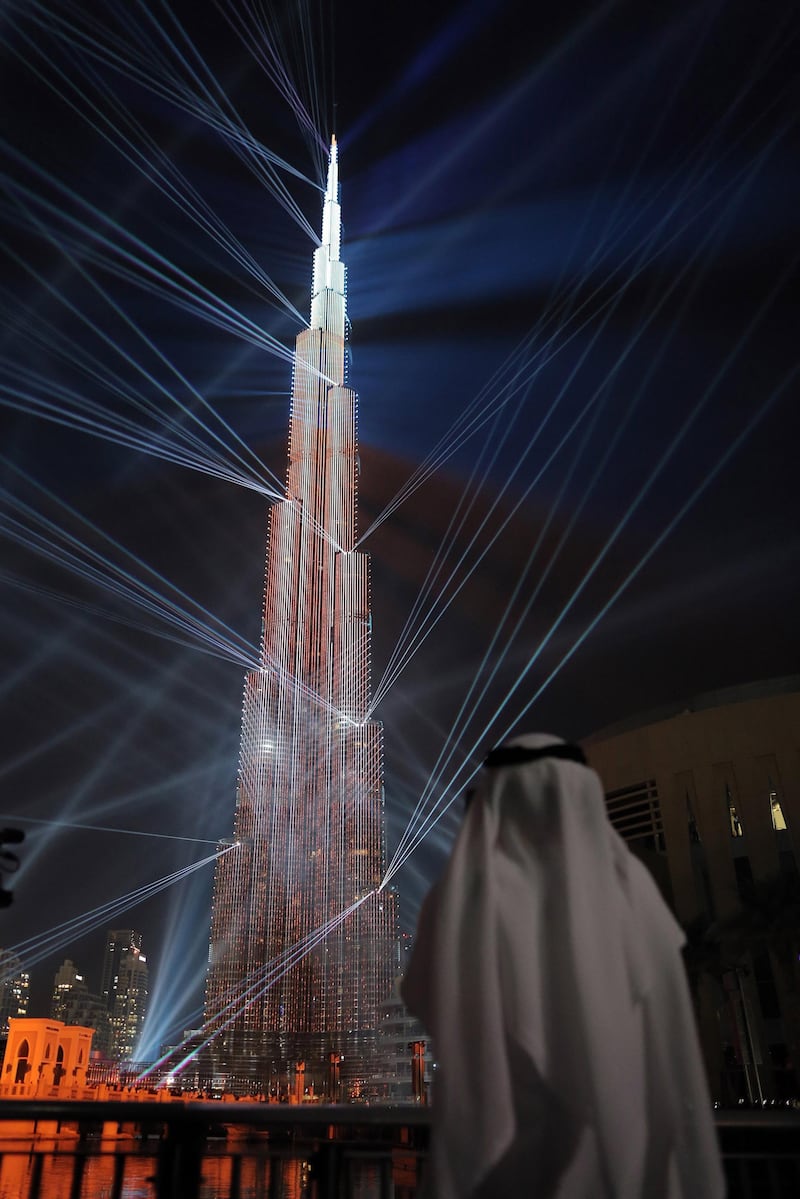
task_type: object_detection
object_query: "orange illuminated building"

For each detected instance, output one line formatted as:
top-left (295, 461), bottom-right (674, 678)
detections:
top-left (0, 1017), bottom-right (94, 1099)
top-left (204, 140), bottom-right (395, 1094)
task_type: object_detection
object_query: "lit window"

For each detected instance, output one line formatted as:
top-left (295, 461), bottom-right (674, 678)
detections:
top-left (770, 790), bottom-right (788, 831)
top-left (726, 785), bottom-right (743, 837)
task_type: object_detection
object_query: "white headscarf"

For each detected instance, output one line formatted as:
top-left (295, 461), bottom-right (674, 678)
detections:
top-left (401, 734), bottom-right (724, 1199)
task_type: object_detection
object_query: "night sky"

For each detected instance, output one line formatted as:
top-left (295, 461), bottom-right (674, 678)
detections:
top-left (0, 1), bottom-right (797, 1052)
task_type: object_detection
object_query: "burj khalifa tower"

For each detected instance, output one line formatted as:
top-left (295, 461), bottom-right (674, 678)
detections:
top-left (204, 140), bottom-right (396, 1095)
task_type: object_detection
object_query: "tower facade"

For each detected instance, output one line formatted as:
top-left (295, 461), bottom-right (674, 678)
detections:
top-left (110, 944), bottom-right (149, 1060)
top-left (100, 929), bottom-right (149, 1060)
top-left (51, 959), bottom-right (88, 1022)
top-left (100, 929), bottom-right (143, 1010)
top-left (205, 140), bottom-right (395, 1094)
top-left (0, 950), bottom-right (30, 1036)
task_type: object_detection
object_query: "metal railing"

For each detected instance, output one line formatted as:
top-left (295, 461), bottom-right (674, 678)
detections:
top-left (0, 1098), bottom-right (429, 1199)
top-left (716, 1110), bottom-right (800, 1199)
top-left (0, 1098), bottom-right (798, 1198)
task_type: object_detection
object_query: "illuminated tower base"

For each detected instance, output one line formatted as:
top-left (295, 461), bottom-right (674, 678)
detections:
top-left (204, 140), bottom-right (396, 1098)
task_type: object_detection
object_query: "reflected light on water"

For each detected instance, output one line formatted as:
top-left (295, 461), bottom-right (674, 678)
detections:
top-left (0, 1136), bottom-right (402, 1198)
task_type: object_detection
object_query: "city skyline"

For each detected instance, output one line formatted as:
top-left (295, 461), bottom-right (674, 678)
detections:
top-left (0, 1), bottom-right (797, 1050)
top-left (1, 927), bottom-right (149, 1062)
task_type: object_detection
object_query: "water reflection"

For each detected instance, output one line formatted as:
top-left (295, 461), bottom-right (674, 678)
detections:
top-left (0, 1135), bottom-right (420, 1198)
top-left (0, 1139), bottom-right (156, 1199)
top-left (199, 1150), bottom-right (310, 1198)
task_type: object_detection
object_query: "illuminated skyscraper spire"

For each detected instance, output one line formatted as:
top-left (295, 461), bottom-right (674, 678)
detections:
top-left (205, 140), bottom-right (395, 1095)
top-left (310, 136), bottom-right (344, 343)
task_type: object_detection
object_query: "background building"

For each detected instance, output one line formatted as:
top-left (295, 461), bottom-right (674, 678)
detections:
top-left (100, 930), bottom-right (143, 1009)
top-left (373, 982), bottom-right (434, 1103)
top-left (109, 943), bottom-right (149, 1061)
top-left (0, 1018), bottom-right (94, 1099)
top-left (100, 930), bottom-right (149, 1060)
top-left (584, 676), bottom-right (800, 1103)
top-left (0, 950), bottom-right (30, 1040)
top-left (50, 958), bottom-right (113, 1057)
top-left (51, 958), bottom-right (87, 1022)
top-left (205, 141), bottom-right (396, 1096)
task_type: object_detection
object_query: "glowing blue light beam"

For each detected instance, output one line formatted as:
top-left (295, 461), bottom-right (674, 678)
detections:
top-left (5, 1), bottom-right (318, 238)
top-left (371, 118), bottom-right (785, 720)
top-left (384, 282), bottom-right (798, 886)
top-left (212, 0), bottom-right (327, 168)
top-left (0, 228), bottom-right (284, 503)
top-left (359, 38), bottom-right (794, 545)
top-left (0, 458), bottom-right (260, 669)
top-left (0, 813), bottom-right (222, 845)
top-left (384, 114), bottom-right (794, 877)
top-left (0, 364), bottom-right (276, 496)
top-left (137, 892), bottom-right (370, 1080)
top-left (3, 846), bottom-right (233, 979)
top-left (1, 155), bottom-right (300, 386)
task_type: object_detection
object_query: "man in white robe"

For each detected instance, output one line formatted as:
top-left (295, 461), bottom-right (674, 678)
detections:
top-left (401, 733), bottom-right (725, 1199)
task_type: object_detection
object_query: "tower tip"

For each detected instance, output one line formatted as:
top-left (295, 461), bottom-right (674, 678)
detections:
top-left (324, 136), bottom-right (339, 203)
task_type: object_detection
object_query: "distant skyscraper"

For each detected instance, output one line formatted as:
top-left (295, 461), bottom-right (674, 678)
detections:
top-left (51, 958), bottom-right (88, 1022)
top-left (101, 929), bottom-right (148, 1059)
top-left (374, 982), bottom-right (434, 1103)
top-left (0, 949), bottom-right (30, 1036)
top-left (205, 139), bottom-right (395, 1094)
top-left (101, 929), bottom-right (143, 1010)
top-left (110, 948), bottom-right (149, 1060)
top-left (51, 956), bottom-right (114, 1056)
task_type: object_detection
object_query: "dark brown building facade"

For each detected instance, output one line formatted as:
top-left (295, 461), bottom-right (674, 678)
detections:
top-left (585, 678), bottom-right (800, 1103)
